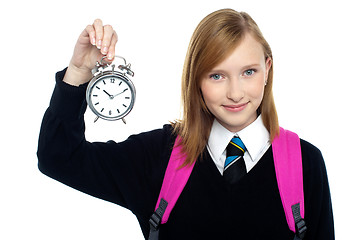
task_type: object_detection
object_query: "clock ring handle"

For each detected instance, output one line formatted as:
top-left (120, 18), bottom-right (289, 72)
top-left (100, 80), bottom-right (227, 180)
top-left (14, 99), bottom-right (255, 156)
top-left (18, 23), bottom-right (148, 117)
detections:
top-left (99, 55), bottom-right (126, 65)
top-left (99, 55), bottom-right (134, 77)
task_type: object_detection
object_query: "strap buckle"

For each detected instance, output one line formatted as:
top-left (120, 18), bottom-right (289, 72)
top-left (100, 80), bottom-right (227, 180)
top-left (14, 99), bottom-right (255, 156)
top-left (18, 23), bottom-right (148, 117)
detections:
top-left (148, 198), bottom-right (168, 239)
top-left (149, 212), bottom-right (162, 231)
top-left (292, 203), bottom-right (307, 239)
top-left (295, 218), bottom-right (307, 239)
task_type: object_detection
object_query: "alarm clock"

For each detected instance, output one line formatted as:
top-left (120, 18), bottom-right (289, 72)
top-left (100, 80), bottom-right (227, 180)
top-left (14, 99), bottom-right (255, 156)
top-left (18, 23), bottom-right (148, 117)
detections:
top-left (86, 56), bottom-right (135, 123)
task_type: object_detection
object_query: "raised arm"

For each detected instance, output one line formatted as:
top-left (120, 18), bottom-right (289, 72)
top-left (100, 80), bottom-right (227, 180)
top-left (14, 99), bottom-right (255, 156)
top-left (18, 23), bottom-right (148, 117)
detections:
top-left (37, 19), bottom-right (153, 208)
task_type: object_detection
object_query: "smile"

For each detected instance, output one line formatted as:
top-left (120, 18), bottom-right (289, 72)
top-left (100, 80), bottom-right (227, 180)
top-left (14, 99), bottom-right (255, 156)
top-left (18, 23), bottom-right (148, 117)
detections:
top-left (222, 102), bottom-right (249, 112)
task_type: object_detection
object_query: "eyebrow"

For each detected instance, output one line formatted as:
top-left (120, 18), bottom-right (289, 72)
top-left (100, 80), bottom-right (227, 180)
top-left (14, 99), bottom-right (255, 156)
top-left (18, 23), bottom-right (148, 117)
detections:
top-left (209, 63), bottom-right (262, 73)
top-left (241, 63), bottom-right (262, 69)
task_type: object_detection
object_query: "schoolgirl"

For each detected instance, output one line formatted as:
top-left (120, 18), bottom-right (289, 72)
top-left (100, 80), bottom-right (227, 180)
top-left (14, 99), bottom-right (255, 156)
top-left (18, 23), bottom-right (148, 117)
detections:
top-left (37, 9), bottom-right (334, 239)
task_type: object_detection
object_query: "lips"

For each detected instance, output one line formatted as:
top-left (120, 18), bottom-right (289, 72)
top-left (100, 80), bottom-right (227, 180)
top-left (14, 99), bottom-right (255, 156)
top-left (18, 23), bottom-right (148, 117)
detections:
top-left (223, 102), bottom-right (249, 112)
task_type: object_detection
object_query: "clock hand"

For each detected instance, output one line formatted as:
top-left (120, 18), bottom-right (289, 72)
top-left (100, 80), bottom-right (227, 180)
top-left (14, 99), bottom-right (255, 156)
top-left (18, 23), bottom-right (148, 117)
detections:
top-left (103, 90), bottom-right (114, 99)
top-left (113, 88), bottom-right (129, 98)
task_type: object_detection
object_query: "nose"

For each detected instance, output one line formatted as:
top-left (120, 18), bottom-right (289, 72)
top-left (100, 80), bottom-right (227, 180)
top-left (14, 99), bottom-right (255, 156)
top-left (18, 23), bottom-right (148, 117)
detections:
top-left (226, 77), bottom-right (244, 102)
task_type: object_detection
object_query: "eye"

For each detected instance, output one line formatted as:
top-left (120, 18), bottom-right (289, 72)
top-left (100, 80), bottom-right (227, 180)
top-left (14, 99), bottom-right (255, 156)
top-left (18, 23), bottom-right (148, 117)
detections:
top-left (243, 69), bottom-right (256, 76)
top-left (210, 74), bottom-right (222, 80)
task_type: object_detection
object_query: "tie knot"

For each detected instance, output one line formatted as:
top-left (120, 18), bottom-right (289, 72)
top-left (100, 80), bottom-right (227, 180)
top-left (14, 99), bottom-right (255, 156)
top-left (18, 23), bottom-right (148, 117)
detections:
top-left (226, 136), bottom-right (246, 158)
top-left (224, 136), bottom-right (247, 182)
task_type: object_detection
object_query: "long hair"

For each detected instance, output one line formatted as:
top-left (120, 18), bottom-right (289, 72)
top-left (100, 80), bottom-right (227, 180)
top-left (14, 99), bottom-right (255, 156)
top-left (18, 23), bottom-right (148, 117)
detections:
top-left (173, 9), bottom-right (279, 166)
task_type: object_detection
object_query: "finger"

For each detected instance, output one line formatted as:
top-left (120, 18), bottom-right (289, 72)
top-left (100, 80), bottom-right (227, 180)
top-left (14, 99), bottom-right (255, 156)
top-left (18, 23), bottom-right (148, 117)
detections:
top-left (93, 19), bottom-right (104, 49)
top-left (101, 24), bottom-right (114, 55)
top-left (107, 31), bottom-right (118, 60)
top-left (85, 25), bottom-right (96, 46)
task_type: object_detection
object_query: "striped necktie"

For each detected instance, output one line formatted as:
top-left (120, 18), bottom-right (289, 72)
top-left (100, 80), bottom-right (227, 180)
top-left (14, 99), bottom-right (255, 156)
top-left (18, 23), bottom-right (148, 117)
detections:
top-left (223, 136), bottom-right (247, 184)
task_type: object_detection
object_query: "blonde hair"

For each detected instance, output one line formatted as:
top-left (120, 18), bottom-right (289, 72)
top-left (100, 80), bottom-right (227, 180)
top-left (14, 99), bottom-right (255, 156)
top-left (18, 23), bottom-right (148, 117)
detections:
top-left (173, 9), bottom-right (279, 165)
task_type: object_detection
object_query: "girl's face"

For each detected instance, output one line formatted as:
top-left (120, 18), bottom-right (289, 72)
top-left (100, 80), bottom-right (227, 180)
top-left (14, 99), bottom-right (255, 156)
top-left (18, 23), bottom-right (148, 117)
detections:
top-left (200, 33), bottom-right (272, 132)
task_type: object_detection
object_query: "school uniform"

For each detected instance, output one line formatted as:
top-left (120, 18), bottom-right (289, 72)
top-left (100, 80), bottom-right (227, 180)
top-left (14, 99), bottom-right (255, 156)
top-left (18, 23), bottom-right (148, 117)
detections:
top-left (37, 68), bottom-right (334, 239)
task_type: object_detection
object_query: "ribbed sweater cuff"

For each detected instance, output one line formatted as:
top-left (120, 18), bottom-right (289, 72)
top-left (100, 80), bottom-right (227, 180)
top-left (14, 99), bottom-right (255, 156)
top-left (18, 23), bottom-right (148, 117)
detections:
top-left (49, 68), bottom-right (88, 121)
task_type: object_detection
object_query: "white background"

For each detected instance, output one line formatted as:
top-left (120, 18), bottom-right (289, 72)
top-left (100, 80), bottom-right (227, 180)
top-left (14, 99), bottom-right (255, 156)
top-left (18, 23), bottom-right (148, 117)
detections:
top-left (1, 0), bottom-right (360, 239)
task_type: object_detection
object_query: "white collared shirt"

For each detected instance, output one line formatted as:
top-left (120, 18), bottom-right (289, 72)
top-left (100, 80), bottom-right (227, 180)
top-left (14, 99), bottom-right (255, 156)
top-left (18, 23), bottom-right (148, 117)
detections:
top-left (206, 115), bottom-right (271, 175)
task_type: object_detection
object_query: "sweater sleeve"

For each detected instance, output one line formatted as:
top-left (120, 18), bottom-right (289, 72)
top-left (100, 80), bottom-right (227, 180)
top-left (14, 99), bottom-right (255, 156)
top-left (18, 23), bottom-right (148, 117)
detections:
top-left (37, 68), bottom-right (174, 217)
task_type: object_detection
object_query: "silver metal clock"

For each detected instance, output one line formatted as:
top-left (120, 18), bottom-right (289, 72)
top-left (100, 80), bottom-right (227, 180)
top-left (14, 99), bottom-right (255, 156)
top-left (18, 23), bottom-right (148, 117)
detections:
top-left (86, 56), bottom-right (135, 123)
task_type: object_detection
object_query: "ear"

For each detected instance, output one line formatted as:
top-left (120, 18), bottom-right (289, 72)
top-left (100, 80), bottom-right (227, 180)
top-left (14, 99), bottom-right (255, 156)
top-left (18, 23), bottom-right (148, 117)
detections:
top-left (265, 57), bottom-right (272, 84)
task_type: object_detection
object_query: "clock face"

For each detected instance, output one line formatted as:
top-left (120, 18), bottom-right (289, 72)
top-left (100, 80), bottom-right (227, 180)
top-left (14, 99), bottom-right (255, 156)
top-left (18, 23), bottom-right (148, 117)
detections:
top-left (87, 74), bottom-right (135, 121)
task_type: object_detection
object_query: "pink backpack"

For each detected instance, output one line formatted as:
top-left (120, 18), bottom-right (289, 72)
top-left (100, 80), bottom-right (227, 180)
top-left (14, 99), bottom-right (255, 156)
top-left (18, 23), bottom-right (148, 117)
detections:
top-left (148, 127), bottom-right (307, 240)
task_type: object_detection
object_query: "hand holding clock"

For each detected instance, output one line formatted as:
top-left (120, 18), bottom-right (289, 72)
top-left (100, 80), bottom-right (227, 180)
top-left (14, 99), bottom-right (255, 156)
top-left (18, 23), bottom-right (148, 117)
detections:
top-left (61, 19), bottom-right (135, 122)
top-left (63, 19), bottom-right (118, 86)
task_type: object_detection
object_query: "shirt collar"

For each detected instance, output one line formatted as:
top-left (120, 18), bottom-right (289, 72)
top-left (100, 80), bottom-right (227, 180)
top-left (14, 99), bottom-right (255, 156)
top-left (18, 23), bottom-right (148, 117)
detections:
top-left (207, 115), bottom-right (270, 162)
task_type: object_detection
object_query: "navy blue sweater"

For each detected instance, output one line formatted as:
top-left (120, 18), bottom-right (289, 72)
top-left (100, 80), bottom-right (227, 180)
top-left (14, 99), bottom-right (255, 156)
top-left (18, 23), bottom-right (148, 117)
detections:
top-left (37, 69), bottom-right (334, 239)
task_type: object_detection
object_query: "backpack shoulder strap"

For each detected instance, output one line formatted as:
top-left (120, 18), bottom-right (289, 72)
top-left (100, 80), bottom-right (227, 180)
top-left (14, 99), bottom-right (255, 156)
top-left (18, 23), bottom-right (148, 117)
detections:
top-left (272, 127), bottom-right (307, 239)
top-left (148, 136), bottom-right (195, 240)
